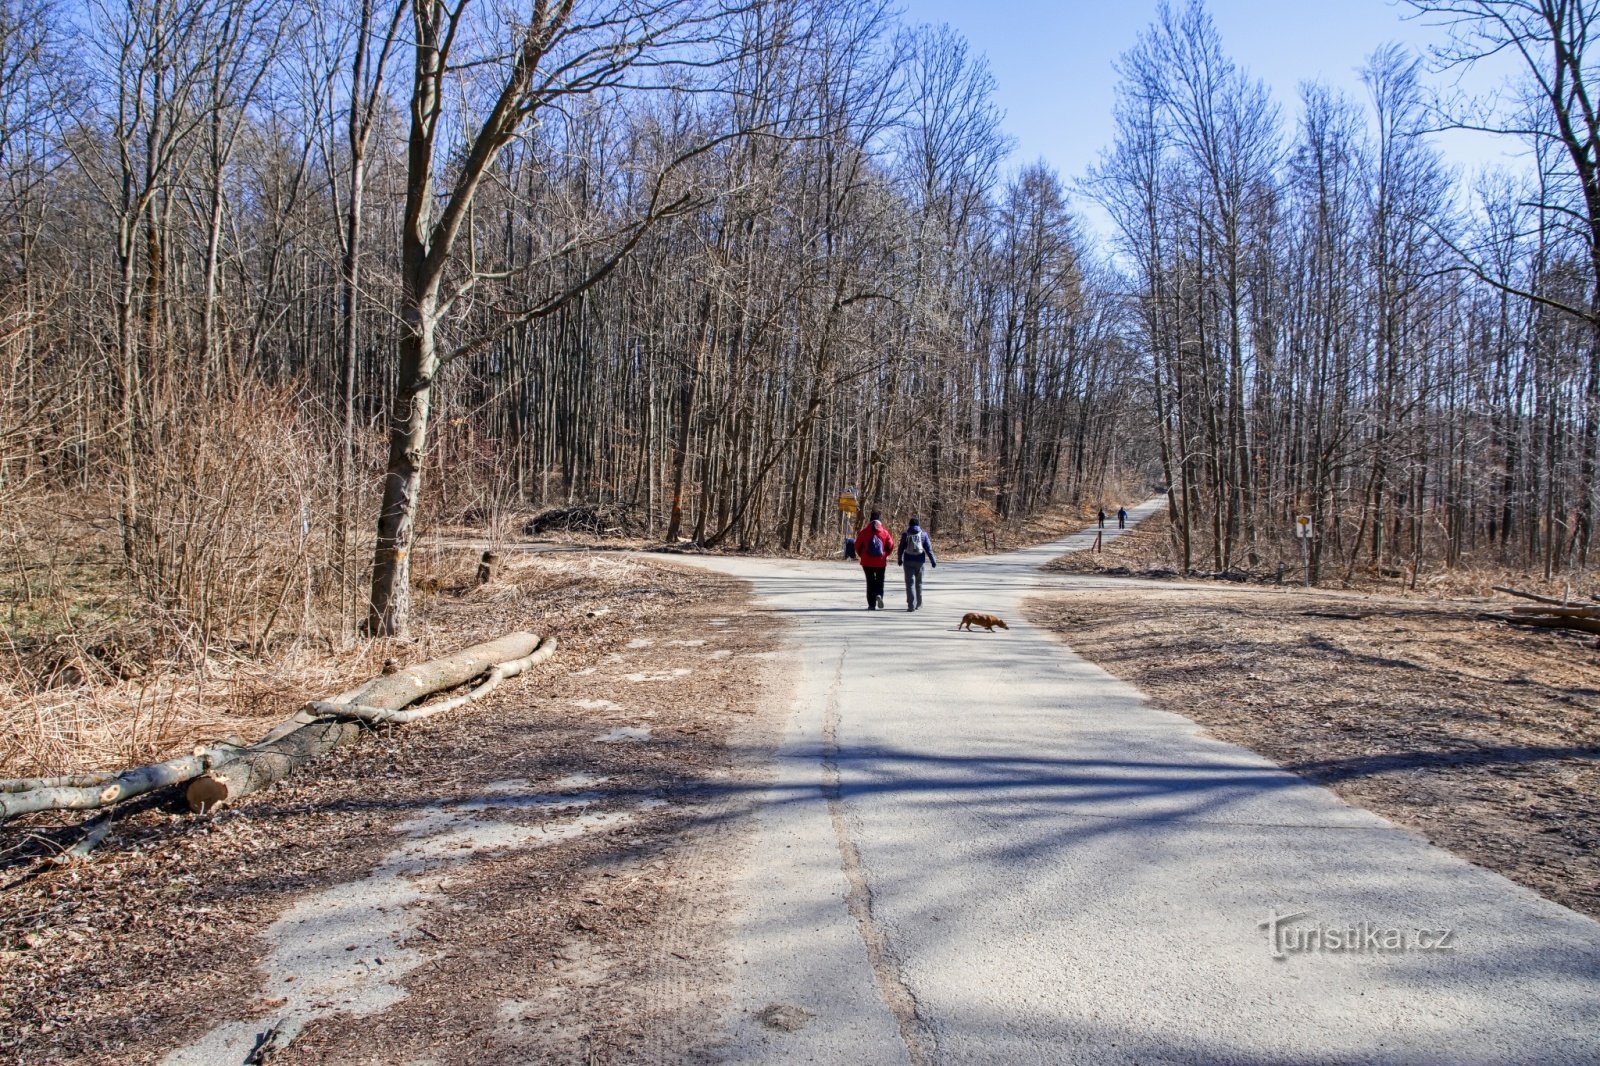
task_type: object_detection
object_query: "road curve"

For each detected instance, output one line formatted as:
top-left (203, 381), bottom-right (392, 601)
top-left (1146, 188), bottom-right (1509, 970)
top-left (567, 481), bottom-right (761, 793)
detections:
top-left (673, 502), bottom-right (1600, 1065)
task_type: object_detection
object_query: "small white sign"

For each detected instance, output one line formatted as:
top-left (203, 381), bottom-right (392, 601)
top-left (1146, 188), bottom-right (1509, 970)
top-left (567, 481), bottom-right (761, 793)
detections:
top-left (1295, 515), bottom-right (1313, 539)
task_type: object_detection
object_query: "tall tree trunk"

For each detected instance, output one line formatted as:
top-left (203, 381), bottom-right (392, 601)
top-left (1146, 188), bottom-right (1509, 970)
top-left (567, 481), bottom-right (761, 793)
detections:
top-left (367, 296), bottom-right (436, 636)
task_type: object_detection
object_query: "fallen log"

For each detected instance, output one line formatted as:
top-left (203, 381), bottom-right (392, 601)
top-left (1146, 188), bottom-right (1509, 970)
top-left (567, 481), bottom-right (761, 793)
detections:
top-left (1485, 613), bottom-right (1600, 636)
top-left (0, 633), bottom-right (553, 821)
top-left (186, 632), bottom-right (550, 812)
top-left (342, 631), bottom-right (544, 712)
top-left (0, 741), bottom-right (244, 822)
top-left (308, 638), bottom-right (556, 725)
top-left (1491, 585), bottom-right (1600, 607)
top-left (184, 719), bottom-right (363, 813)
top-left (1509, 604), bottom-right (1600, 619)
top-left (0, 771), bottom-right (117, 794)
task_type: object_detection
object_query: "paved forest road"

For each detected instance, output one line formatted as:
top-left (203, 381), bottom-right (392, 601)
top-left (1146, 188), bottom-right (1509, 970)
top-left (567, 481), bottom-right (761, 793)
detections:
top-left (675, 502), bottom-right (1600, 1065)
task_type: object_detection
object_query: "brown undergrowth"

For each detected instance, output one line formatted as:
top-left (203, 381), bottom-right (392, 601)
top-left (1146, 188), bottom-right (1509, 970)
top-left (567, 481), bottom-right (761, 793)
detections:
top-left (1, 502), bottom-right (542, 778)
top-left (0, 551), bottom-right (785, 1064)
top-left (934, 497), bottom-right (1104, 558)
top-left (1050, 509), bottom-right (1600, 602)
top-left (1029, 586), bottom-right (1600, 920)
top-left (477, 475), bottom-right (1154, 564)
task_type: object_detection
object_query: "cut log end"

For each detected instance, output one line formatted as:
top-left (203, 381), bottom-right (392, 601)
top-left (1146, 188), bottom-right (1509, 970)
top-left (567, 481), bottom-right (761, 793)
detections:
top-left (186, 774), bottom-right (230, 813)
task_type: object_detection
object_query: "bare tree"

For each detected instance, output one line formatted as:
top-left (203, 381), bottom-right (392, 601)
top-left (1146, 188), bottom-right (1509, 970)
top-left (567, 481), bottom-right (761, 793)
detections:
top-left (365, 0), bottom-right (740, 635)
top-left (1404, 0), bottom-right (1600, 561)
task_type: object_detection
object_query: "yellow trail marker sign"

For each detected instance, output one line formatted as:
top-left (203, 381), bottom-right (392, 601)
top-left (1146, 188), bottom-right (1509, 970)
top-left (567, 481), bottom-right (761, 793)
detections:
top-left (838, 487), bottom-right (859, 514)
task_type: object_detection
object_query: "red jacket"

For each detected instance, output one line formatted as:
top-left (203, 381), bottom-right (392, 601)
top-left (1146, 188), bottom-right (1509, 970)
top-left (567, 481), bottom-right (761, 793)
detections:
top-left (854, 521), bottom-right (894, 568)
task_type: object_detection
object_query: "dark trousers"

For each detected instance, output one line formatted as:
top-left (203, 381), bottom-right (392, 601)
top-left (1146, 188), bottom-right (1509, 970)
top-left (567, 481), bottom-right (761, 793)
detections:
top-left (1118, 514), bottom-right (1126, 528)
top-left (903, 563), bottom-right (925, 609)
top-left (864, 566), bottom-right (886, 607)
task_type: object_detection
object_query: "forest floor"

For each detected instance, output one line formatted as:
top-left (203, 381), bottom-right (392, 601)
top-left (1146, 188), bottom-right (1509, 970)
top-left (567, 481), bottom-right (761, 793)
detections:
top-left (0, 553), bottom-right (787, 1065)
top-left (1027, 584), bottom-right (1600, 921)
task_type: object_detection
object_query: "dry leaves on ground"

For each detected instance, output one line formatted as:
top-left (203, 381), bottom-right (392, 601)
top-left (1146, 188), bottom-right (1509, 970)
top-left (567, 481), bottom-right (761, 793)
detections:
top-left (0, 551), bottom-right (785, 1065)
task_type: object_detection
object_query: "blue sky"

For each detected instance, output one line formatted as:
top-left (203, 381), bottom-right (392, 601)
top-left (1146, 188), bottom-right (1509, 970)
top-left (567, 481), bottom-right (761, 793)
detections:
top-left (899, 0), bottom-right (1525, 227)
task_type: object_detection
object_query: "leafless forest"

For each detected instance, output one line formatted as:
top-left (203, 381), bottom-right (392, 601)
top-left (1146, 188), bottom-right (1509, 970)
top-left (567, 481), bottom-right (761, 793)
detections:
top-left (1096, 1), bottom-right (1600, 585)
top-left (2, 0), bottom-right (1598, 753)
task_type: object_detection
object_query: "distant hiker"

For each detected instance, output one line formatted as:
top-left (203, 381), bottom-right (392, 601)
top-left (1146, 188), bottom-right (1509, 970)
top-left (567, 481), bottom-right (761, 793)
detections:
top-left (843, 535), bottom-right (857, 560)
top-left (897, 517), bottom-right (938, 612)
top-left (1098, 508), bottom-right (1106, 529)
top-left (1117, 506), bottom-right (1127, 529)
top-left (853, 511), bottom-right (895, 610)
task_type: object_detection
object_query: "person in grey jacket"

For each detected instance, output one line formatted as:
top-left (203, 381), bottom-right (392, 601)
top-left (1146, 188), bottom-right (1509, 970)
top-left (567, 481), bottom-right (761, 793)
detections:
top-left (897, 517), bottom-right (938, 612)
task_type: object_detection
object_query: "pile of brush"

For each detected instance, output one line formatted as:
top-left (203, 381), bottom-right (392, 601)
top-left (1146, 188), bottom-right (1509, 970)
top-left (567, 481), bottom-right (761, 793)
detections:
top-left (1482, 586), bottom-right (1600, 637)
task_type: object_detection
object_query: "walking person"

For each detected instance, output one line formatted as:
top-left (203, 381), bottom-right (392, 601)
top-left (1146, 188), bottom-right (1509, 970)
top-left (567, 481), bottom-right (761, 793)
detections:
top-left (897, 516), bottom-right (937, 612)
top-left (853, 511), bottom-right (895, 610)
top-left (1117, 506), bottom-right (1127, 529)
top-left (1098, 508), bottom-right (1106, 529)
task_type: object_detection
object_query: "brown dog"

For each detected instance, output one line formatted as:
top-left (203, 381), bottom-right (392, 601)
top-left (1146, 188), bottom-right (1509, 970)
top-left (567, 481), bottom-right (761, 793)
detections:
top-left (958, 612), bottom-right (1009, 633)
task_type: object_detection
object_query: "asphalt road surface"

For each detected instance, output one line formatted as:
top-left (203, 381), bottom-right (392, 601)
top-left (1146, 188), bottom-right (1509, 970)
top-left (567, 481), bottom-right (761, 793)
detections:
top-left (679, 501), bottom-right (1600, 1065)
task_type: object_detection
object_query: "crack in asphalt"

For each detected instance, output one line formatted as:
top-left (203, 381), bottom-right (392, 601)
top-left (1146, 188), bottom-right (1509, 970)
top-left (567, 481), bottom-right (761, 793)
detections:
top-left (821, 647), bottom-right (936, 1066)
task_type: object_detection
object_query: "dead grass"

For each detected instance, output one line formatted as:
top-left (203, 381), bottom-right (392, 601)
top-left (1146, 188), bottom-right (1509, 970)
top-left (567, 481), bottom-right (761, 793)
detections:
top-left (0, 544), bottom-right (692, 781)
top-left (0, 513), bottom-right (633, 778)
top-left (1028, 585), bottom-right (1600, 920)
top-left (935, 497), bottom-right (1099, 557)
top-left (0, 389), bottom-right (398, 776)
top-left (0, 645), bottom-right (394, 777)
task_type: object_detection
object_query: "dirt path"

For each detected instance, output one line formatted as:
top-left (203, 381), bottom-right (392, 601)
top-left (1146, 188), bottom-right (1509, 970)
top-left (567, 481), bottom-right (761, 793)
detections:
top-left (0, 554), bottom-right (786, 1065)
top-left (1028, 586), bottom-right (1600, 920)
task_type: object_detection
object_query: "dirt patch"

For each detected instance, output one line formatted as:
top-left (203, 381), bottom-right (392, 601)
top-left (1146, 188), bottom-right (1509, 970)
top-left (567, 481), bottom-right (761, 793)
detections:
top-left (0, 553), bottom-right (786, 1064)
top-left (1028, 586), bottom-right (1600, 920)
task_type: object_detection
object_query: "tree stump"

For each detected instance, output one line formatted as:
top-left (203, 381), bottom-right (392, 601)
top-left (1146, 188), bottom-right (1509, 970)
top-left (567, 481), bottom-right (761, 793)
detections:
top-left (476, 550), bottom-right (501, 585)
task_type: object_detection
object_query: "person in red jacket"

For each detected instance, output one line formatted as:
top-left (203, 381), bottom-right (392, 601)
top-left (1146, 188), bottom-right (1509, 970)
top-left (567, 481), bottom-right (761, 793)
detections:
top-left (853, 510), bottom-right (895, 610)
